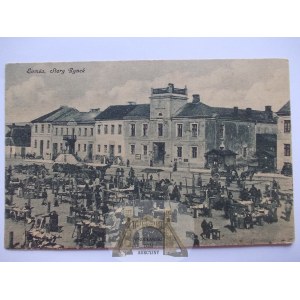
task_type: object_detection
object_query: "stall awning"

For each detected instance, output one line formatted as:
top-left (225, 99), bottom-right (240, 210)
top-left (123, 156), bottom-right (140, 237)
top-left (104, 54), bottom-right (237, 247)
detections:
top-left (141, 168), bottom-right (164, 174)
top-left (204, 149), bottom-right (237, 157)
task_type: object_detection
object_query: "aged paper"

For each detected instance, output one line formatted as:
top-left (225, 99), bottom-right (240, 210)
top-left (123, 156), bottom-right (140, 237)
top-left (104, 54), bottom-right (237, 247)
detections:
top-left (5, 60), bottom-right (293, 256)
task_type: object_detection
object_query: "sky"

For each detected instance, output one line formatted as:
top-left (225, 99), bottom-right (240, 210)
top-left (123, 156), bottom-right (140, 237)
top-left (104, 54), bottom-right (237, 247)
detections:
top-left (5, 59), bottom-right (290, 123)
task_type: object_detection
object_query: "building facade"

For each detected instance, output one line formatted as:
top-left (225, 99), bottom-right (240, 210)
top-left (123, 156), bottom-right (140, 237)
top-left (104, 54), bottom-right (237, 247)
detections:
top-left (29, 83), bottom-right (286, 171)
top-left (276, 101), bottom-right (292, 172)
top-left (31, 106), bottom-right (99, 161)
top-left (5, 123), bottom-right (31, 158)
top-left (124, 84), bottom-right (277, 169)
top-left (94, 104), bottom-right (139, 164)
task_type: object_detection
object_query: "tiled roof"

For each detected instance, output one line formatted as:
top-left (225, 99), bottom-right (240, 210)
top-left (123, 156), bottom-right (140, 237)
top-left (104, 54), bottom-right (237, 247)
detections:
top-left (124, 104), bottom-right (150, 119)
top-left (5, 125), bottom-right (31, 147)
top-left (74, 111), bottom-right (99, 123)
top-left (31, 106), bottom-right (79, 123)
top-left (53, 111), bottom-right (99, 124)
top-left (277, 101), bottom-right (290, 116)
top-left (174, 102), bottom-right (276, 123)
top-left (95, 105), bottom-right (137, 120)
top-left (175, 102), bottom-right (214, 118)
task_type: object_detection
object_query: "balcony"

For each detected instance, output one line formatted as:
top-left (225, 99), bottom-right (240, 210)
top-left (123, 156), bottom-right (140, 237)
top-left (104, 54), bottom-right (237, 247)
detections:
top-left (63, 135), bottom-right (77, 142)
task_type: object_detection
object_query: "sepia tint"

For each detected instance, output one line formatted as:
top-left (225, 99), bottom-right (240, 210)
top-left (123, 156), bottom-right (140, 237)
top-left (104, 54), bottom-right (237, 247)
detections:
top-left (4, 60), bottom-right (294, 256)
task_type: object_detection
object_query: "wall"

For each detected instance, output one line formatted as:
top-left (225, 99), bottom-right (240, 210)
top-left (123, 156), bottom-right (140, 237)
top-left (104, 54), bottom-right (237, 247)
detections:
top-left (52, 123), bottom-right (95, 160)
top-left (94, 120), bottom-right (125, 163)
top-left (277, 115), bottom-right (292, 171)
top-left (171, 118), bottom-right (207, 168)
top-left (124, 118), bottom-right (173, 166)
top-left (5, 146), bottom-right (31, 157)
top-left (31, 123), bottom-right (52, 159)
top-left (149, 95), bottom-right (187, 119)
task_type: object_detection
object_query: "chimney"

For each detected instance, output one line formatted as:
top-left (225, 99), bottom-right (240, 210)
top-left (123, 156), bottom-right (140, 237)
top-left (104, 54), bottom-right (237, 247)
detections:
top-left (233, 106), bottom-right (238, 116)
top-left (265, 105), bottom-right (273, 119)
top-left (90, 108), bottom-right (100, 112)
top-left (192, 94), bottom-right (200, 104)
top-left (168, 83), bottom-right (174, 93)
top-left (246, 108), bottom-right (252, 116)
top-left (128, 101), bottom-right (136, 105)
top-left (265, 105), bottom-right (272, 112)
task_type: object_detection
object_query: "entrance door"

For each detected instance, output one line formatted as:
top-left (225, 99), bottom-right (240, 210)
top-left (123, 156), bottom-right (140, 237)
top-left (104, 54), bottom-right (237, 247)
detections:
top-left (52, 143), bottom-right (58, 160)
top-left (88, 144), bottom-right (93, 160)
top-left (21, 147), bottom-right (26, 158)
top-left (40, 140), bottom-right (44, 157)
top-left (109, 145), bottom-right (115, 159)
top-left (153, 142), bottom-right (165, 165)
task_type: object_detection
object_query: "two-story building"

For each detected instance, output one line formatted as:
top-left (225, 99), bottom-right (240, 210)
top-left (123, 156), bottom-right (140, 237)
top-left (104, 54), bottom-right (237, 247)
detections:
top-left (5, 123), bottom-right (31, 158)
top-left (31, 106), bottom-right (77, 159)
top-left (124, 84), bottom-right (278, 169)
top-left (94, 104), bottom-right (138, 164)
top-left (31, 106), bottom-right (99, 161)
top-left (276, 101), bottom-right (292, 172)
top-left (29, 83), bottom-right (285, 171)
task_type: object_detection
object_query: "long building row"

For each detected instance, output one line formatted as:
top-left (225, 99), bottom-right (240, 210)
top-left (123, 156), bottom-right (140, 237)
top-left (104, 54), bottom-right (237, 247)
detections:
top-left (9, 83), bottom-right (291, 172)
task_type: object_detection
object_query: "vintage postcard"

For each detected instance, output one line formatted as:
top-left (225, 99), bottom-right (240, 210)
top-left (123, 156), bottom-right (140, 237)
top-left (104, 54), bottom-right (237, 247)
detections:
top-left (5, 60), bottom-right (294, 256)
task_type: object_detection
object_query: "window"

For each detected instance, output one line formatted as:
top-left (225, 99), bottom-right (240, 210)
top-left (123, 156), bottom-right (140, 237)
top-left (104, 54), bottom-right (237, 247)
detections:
top-left (158, 123), bottom-right (163, 137)
top-left (97, 145), bottom-right (101, 152)
top-left (143, 124), bottom-right (148, 136)
top-left (66, 128), bottom-right (69, 135)
top-left (48, 124), bottom-right (51, 133)
top-left (118, 124), bottom-right (122, 134)
top-left (191, 147), bottom-right (197, 158)
top-left (97, 125), bottom-right (101, 134)
top-left (35, 125), bottom-right (38, 133)
top-left (41, 124), bottom-right (44, 133)
top-left (34, 140), bottom-right (37, 148)
top-left (219, 125), bottom-right (225, 138)
top-left (111, 125), bottom-right (115, 134)
top-left (60, 143), bottom-right (63, 150)
top-left (55, 128), bottom-right (58, 136)
top-left (177, 146), bottom-right (182, 158)
top-left (84, 144), bottom-right (87, 152)
top-left (90, 128), bottom-right (94, 136)
top-left (177, 124), bottom-right (183, 137)
top-left (61, 127), bottom-right (63, 136)
top-left (78, 144), bottom-right (81, 152)
top-left (284, 144), bottom-right (291, 156)
top-left (78, 128), bottom-right (81, 136)
top-left (143, 145), bottom-right (147, 155)
top-left (243, 147), bottom-right (247, 158)
top-left (191, 124), bottom-right (198, 137)
top-left (104, 125), bottom-right (108, 134)
top-left (130, 124), bottom-right (136, 136)
top-left (284, 120), bottom-right (291, 133)
top-left (47, 140), bottom-right (50, 149)
top-left (130, 144), bottom-right (135, 155)
top-left (104, 145), bottom-right (108, 153)
top-left (118, 145), bottom-right (122, 154)
top-left (84, 128), bottom-right (87, 136)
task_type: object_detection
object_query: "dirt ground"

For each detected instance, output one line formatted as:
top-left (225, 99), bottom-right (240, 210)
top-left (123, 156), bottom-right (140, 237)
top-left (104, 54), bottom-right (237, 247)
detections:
top-left (4, 157), bottom-right (294, 251)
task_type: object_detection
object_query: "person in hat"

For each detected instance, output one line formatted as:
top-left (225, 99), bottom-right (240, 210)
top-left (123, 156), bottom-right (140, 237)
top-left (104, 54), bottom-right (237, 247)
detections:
top-left (42, 189), bottom-right (48, 205)
top-left (193, 235), bottom-right (200, 247)
top-left (201, 219), bottom-right (208, 240)
top-left (284, 199), bottom-right (292, 221)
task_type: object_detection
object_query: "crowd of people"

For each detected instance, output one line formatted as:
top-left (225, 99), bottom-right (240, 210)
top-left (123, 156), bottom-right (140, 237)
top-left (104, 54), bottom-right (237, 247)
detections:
top-left (5, 160), bottom-right (293, 249)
